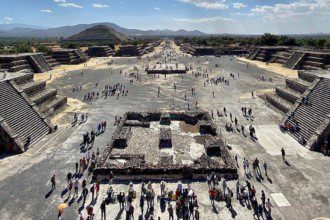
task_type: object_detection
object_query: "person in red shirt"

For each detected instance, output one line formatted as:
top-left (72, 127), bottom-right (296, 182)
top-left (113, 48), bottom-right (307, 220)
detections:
top-left (209, 188), bottom-right (215, 204)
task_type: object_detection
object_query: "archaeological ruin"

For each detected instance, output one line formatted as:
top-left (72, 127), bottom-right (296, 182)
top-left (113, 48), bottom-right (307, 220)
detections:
top-left (93, 111), bottom-right (237, 180)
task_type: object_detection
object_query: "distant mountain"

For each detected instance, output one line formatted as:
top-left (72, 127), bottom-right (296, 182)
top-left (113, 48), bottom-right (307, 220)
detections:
top-left (67, 25), bottom-right (129, 42)
top-left (0, 22), bottom-right (207, 38)
top-left (0, 23), bottom-right (48, 31)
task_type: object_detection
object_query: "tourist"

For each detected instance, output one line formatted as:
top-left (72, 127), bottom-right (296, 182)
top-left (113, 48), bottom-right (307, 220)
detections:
top-left (160, 181), bottom-right (166, 195)
top-left (222, 179), bottom-right (227, 196)
top-left (209, 187), bottom-right (215, 204)
top-left (73, 178), bottom-right (79, 198)
top-left (99, 200), bottom-right (106, 220)
top-left (265, 198), bottom-right (274, 215)
top-left (263, 161), bottom-right (268, 176)
top-left (82, 187), bottom-right (88, 205)
top-left (261, 190), bottom-right (266, 207)
top-left (68, 180), bottom-right (73, 198)
top-left (140, 195), bottom-right (145, 214)
top-left (75, 162), bottom-right (79, 174)
top-left (129, 202), bottom-right (134, 219)
top-left (236, 180), bottom-right (240, 199)
top-left (90, 184), bottom-right (95, 200)
top-left (206, 174), bottom-right (211, 189)
top-left (51, 175), bottom-right (56, 189)
top-left (281, 147), bottom-right (286, 162)
top-left (168, 204), bottom-right (174, 220)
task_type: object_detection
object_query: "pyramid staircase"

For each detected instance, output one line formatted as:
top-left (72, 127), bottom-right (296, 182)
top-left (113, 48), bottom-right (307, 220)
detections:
top-left (267, 70), bottom-right (330, 150)
top-left (43, 55), bottom-right (60, 67)
top-left (247, 48), bottom-right (260, 60)
top-left (272, 51), bottom-right (293, 65)
top-left (0, 73), bottom-right (67, 153)
top-left (0, 81), bottom-right (51, 153)
top-left (74, 49), bottom-right (89, 61)
top-left (28, 54), bottom-right (53, 73)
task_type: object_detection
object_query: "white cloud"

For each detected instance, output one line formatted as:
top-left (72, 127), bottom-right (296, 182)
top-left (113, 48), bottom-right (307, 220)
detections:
top-left (54, 0), bottom-right (66, 2)
top-left (154, 7), bottom-right (161, 10)
top-left (174, 16), bottom-right (234, 24)
top-left (4, 17), bottom-right (13, 21)
top-left (251, 0), bottom-right (330, 20)
top-left (232, 2), bottom-right (247, 9)
top-left (178, 0), bottom-right (228, 9)
top-left (41, 9), bottom-right (53, 13)
top-left (92, 4), bottom-right (109, 8)
top-left (59, 2), bottom-right (83, 8)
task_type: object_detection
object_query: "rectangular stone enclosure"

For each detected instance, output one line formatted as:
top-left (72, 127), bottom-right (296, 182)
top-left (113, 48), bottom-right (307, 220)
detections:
top-left (94, 111), bottom-right (237, 180)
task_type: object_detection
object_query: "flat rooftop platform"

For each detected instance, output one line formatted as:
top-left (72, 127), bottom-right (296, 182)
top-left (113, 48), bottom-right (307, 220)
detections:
top-left (147, 63), bottom-right (187, 74)
top-left (0, 53), bottom-right (43, 58)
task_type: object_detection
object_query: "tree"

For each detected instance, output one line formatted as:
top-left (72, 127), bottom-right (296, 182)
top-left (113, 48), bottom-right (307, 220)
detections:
top-left (278, 35), bottom-right (297, 46)
top-left (36, 44), bottom-right (50, 53)
top-left (16, 44), bottom-right (33, 53)
top-left (257, 33), bottom-right (279, 46)
top-left (325, 39), bottom-right (330, 49)
top-left (316, 39), bottom-right (326, 49)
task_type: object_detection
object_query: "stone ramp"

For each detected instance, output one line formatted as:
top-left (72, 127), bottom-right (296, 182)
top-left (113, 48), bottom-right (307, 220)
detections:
top-left (0, 81), bottom-right (50, 151)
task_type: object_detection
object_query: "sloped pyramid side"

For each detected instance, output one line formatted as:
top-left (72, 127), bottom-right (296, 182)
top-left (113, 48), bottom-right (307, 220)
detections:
top-left (67, 25), bottom-right (129, 42)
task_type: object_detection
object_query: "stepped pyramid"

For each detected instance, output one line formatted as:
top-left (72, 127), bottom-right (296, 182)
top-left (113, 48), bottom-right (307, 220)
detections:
top-left (67, 25), bottom-right (130, 42)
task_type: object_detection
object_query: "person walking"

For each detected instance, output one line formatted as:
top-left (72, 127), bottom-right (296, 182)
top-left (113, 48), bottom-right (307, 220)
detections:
top-left (209, 188), bottom-right (215, 204)
top-left (90, 184), bottom-right (95, 201)
top-left (263, 162), bottom-right (268, 176)
top-left (281, 148), bottom-right (286, 162)
top-left (168, 204), bottom-right (174, 220)
top-left (265, 198), bottom-right (274, 215)
top-left (129, 203), bottom-right (134, 219)
top-left (73, 178), bottom-right (79, 198)
top-left (51, 175), bottom-right (56, 189)
top-left (140, 195), bottom-right (145, 214)
top-left (101, 199), bottom-right (106, 220)
top-left (82, 187), bottom-right (88, 205)
top-left (236, 180), bottom-right (240, 200)
top-left (68, 180), bottom-right (73, 198)
top-left (222, 179), bottom-right (227, 197)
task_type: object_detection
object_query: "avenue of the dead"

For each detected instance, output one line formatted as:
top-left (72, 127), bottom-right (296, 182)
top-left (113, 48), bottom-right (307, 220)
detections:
top-left (0, 41), bottom-right (329, 220)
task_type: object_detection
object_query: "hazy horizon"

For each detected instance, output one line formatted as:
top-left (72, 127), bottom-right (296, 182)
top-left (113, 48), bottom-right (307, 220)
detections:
top-left (0, 0), bottom-right (329, 35)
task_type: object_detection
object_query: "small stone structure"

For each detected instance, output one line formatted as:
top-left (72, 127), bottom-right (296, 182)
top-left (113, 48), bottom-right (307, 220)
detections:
top-left (146, 64), bottom-right (187, 74)
top-left (113, 127), bottom-right (132, 148)
top-left (159, 127), bottom-right (172, 148)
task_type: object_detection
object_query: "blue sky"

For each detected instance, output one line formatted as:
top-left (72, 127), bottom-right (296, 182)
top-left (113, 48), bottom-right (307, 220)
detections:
top-left (0, 0), bottom-right (329, 34)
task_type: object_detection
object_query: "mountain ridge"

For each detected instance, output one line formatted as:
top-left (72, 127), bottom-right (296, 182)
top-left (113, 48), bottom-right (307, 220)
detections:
top-left (0, 22), bottom-right (207, 38)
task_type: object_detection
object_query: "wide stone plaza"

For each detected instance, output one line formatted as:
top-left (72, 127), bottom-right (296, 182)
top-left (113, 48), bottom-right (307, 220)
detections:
top-left (0, 41), bottom-right (329, 220)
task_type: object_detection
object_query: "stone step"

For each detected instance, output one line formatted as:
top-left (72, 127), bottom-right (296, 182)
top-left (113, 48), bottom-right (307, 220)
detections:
top-left (302, 65), bottom-right (323, 70)
top-left (266, 95), bottom-right (292, 113)
top-left (30, 89), bottom-right (57, 105)
top-left (20, 80), bottom-right (46, 95)
top-left (275, 87), bottom-right (301, 103)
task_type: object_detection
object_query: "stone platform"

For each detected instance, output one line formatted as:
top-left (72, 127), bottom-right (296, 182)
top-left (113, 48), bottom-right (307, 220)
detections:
top-left (146, 63), bottom-right (187, 74)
